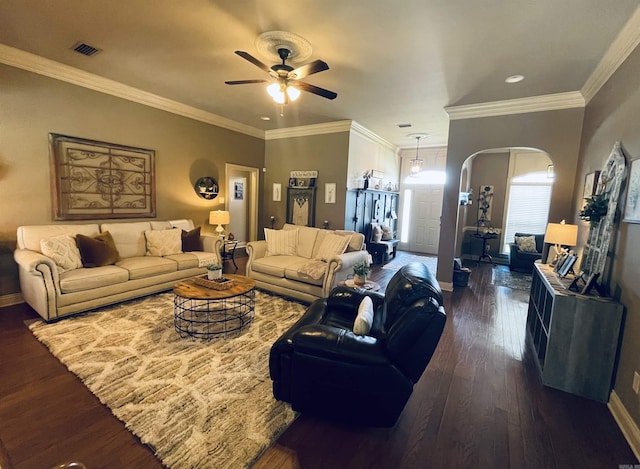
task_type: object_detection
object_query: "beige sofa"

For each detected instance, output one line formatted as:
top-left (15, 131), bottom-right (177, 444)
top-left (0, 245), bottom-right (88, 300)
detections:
top-left (14, 219), bottom-right (222, 321)
top-left (246, 224), bottom-right (369, 303)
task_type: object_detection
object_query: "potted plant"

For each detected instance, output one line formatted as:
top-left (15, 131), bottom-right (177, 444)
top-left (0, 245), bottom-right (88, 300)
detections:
top-left (353, 261), bottom-right (370, 286)
top-left (579, 193), bottom-right (608, 226)
top-left (206, 263), bottom-right (223, 280)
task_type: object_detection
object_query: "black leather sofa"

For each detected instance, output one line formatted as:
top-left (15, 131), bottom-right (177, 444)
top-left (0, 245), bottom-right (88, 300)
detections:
top-left (508, 232), bottom-right (544, 273)
top-left (269, 262), bottom-right (447, 427)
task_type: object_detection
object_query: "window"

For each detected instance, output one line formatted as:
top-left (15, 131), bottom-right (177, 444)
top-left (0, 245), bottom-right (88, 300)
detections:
top-left (502, 172), bottom-right (552, 254)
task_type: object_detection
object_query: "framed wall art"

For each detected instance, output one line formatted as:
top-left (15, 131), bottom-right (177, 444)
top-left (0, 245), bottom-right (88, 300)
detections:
top-left (234, 182), bottom-right (244, 200)
top-left (273, 183), bottom-right (282, 202)
top-left (583, 171), bottom-right (600, 201)
top-left (623, 158), bottom-right (640, 223)
top-left (325, 183), bottom-right (336, 204)
top-left (49, 133), bottom-right (155, 220)
top-left (287, 187), bottom-right (316, 227)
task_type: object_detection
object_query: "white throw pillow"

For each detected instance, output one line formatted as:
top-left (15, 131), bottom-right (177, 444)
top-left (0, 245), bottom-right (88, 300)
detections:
top-left (265, 228), bottom-right (298, 256)
top-left (40, 234), bottom-right (83, 273)
top-left (515, 235), bottom-right (538, 253)
top-left (145, 229), bottom-right (182, 256)
top-left (353, 296), bottom-right (374, 336)
top-left (380, 224), bottom-right (394, 241)
top-left (314, 232), bottom-right (352, 261)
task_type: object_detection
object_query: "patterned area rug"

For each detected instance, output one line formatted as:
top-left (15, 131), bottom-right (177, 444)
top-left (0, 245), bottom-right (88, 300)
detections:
top-left (28, 291), bottom-right (305, 469)
top-left (491, 268), bottom-right (532, 291)
top-left (381, 252), bottom-right (438, 273)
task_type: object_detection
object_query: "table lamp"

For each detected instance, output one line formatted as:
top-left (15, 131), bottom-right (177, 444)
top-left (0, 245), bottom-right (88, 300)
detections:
top-left (544, 220), bottom-right (578, 265)
top-left (209, 210), bottom-right (230, 239)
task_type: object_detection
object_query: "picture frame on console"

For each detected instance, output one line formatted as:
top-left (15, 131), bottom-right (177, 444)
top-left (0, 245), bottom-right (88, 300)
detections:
top-left (558, 254), bottom-right (577, 278)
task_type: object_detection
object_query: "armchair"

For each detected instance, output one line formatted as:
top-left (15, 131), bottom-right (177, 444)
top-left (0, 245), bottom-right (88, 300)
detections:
top-left (269, 262), bottom-right (446, 427)
top-left (508, 232), bottom-right (544, 273)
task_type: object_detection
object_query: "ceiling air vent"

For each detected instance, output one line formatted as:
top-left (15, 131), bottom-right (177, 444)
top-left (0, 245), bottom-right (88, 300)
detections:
top-left (71, 42), bottom-right (101, 57)
top-left (397, 123), bottom-right (412, 128)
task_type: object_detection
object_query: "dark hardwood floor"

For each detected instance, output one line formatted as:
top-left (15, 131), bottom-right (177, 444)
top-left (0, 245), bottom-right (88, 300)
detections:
top-left (0, 252), bottom-right (636, 469)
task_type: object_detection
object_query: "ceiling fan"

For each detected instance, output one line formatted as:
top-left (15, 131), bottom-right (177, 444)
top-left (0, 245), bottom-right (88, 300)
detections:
top-left (225, 47), bottom-right (337, 104)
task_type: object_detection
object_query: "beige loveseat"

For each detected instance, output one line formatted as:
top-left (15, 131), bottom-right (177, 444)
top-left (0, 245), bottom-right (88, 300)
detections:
top-left (246, 224), bottom-right (369, 303)
top-left (14, 219), bottom-right (222, 321)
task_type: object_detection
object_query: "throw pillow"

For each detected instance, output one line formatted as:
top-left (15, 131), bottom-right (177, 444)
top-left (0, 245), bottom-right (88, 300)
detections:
top-left (76, 231), bottom-right (120, 267)
top-left (314, 232), bottom-right (352, 262)
top-left (380, 224), bottom-right (394, 241)
top-left (144, 229), bottom-right (182, 256)
top-left (371, 224), bottom-right (383, 243)
top-left (265, 228), bottom-right (298, 256)
top-left (353, 296), bottom-right (374, 336)
top-left (40, 234), bottom-right (83, 273)
top-left (181, 227), bottom-right (202, 252)
top-left (515, 235), bottom-right (538, 253)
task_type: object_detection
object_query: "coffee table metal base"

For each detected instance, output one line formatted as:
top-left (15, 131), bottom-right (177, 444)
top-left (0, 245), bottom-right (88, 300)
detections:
top-left (174, 289), bottom-right (255, 339)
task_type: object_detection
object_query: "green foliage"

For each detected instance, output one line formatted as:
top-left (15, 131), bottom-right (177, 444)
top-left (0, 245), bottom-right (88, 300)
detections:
top-left (579, 193), bottom-right (608, 225)
top-left (353, 261), bottom-right (370, 277)
top-left (206, 263), bottom-right (223, 271)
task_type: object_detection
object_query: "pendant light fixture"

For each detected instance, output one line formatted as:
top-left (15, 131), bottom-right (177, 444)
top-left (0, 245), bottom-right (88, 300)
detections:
top-left (409, 134), bottom-right (427, 174)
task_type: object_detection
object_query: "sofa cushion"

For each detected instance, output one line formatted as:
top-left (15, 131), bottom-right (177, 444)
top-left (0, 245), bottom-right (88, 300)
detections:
top-left (336, 230), bottom-right (365, 252)
top-left (251, 255), bottom-right (304, 278)
top-left (181, 227), bottom-right (202, 252)
top-left (164, 253), bottom-right (199, 270)
top-left (283, 224), bottom-right (318, 258)
top-left (145, 229), bottom-right (182, 256)
top-left (265, 228), bottom-right (298, 256)
top-left (59, 265), bottom-right (129, 293)
top-left (150, 221), bottom-right (172, 230)
top-left (116, 256), bottom-right (177, 279)
top-left (76, 231), bottom-right (120, 268)
top-left (40, 234), bottom-right (83, 273)
top-left (101, 222), bottom-right (151, 258)
top-left (17, 224), bottom-right (99, 252)
top-left (353, 296), bottom-right (374, 335)
top-left (515, 235), bottom-right (538, 253)
top-left (314, 232), bottom-right (351, 261)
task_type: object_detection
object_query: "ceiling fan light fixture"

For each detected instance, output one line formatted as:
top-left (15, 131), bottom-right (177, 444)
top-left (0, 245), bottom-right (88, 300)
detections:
top-left (267, 82), bottom-right (300, 104)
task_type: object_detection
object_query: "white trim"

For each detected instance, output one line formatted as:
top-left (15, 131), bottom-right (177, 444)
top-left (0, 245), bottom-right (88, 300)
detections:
top-left (0, 293), bottom-right (24, 308)
top-left (264, 120), bottom-right (353, 140)
top-left (350, 121), bottom-right (396, 151)
top-left (582, 5), bottom-right (640, 103)
top-left (0, 44), bottom-right (264, 139)
top-left (608, 390), bottom-right (640, 461)
top-left (445, 92), bottom-right (585, 120)
top-left (439, 281), bottom-right (453, 292)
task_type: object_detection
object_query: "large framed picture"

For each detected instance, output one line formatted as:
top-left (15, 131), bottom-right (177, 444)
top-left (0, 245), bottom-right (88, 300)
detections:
top-left (583, 171), bottom-right (600, 200)
top-left (558, 254), bottom-right (577, 278)
top-left (287, 187), bottom-right (316, 227)
top-left (49, 133), bottom-right (155, 220)
top-left (623, 158), bottom-right (640, 223)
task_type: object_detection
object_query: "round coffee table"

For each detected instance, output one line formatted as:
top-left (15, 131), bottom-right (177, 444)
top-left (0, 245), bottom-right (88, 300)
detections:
top-left (173, 274), bottom-right (256, 339)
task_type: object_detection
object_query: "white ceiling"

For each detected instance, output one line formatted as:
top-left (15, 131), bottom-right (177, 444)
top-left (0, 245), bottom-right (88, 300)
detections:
top-left (1, 0), bottom-right (639, 148)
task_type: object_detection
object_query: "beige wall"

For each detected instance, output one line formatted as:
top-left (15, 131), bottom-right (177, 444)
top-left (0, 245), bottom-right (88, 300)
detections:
top-left (264, 132), bottom-right (350, 231)
top-left (575, 44), bottom-right (640, 426)
top-left (347, 130), bottom-right (399, 190)
top-left (438, 107), bottom-right (585, 283)
top-left (0, 64), bottom-right (264, 296)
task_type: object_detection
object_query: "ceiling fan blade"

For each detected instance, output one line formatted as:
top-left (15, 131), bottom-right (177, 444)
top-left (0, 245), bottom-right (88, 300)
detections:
top-left (234, 50), bottom-right (271, 74)
top-left (289, 60), bottom-right (329, 79)
top-left (294, 81), bottom-right (338, 100)
top-left (225, 79), bottom-right (268, 85)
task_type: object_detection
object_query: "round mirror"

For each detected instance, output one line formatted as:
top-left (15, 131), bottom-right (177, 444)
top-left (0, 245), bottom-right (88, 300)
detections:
top-left (194, 176), bottom-right (218, 200)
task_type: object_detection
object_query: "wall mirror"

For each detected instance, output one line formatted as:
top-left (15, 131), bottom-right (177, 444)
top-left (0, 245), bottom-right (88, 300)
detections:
top-left (194, 176), bottom-right (218, 200)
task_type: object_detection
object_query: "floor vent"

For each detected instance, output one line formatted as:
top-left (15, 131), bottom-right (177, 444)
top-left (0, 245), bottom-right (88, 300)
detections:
top-left (72, 42), bottom-right (101, 57)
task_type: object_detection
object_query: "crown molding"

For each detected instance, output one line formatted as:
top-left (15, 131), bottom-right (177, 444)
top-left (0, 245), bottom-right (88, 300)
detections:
top-left (264, 120), bottom-right (353, 140)
top-left (581, 5), bottom-right (640, 103)
top-left (0, 44), bottom-right (265, 139)
top-left (350, 121), bottom-right (396, 151)
top-left (445, 91), bottom-right (585, 120)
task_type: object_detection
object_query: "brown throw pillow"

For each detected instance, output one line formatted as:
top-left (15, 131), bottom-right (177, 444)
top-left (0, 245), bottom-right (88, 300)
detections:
top-left (181, 227), bottom-right (202, 252)
top-left (76, 231), bottom-right (120, 267)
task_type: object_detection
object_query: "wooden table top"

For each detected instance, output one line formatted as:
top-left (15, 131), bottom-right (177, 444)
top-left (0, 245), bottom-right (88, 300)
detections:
top-left (173, 274), bottom-right (256, 300)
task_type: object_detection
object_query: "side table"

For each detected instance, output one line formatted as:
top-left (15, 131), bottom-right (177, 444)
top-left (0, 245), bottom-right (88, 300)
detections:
top-left (472, 232), bottom-right (498, 266)
top-left (221, 240), bottom-right (239, 272)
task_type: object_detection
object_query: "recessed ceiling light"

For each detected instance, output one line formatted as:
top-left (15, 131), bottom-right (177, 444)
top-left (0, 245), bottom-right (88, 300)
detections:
top-left (260, 116), bottom-right (271, 121)
top-left (505, 74), bottom-right (525, 84)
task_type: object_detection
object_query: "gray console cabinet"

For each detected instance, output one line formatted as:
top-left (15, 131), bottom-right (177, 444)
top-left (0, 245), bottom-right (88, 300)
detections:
top-left (527, 263), bottom-right (623, 402)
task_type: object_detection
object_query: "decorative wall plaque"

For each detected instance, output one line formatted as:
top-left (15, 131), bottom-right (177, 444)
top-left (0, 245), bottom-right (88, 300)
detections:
top-left (50, 134), bottom-right (155, 220)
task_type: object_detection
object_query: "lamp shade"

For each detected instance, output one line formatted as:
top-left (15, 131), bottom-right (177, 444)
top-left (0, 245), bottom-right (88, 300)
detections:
top-left (209, 210), bottom-right (230, 226)
top-left (544, 222), bottom-right (578, 247)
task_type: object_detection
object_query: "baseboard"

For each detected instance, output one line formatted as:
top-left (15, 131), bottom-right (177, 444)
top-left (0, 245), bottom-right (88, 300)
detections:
top-left (440, 281), bottom-right (453, 292)
top-left (608, 390), bottom-right (640, 460)
top-left (0, 293), bottom-right (24, 308)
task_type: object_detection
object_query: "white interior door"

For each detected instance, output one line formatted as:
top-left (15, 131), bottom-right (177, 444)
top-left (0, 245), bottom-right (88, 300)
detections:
top-left (225, 164), bottom-right (259, 243)
top-left (409, 188), bottom-right (442, 254)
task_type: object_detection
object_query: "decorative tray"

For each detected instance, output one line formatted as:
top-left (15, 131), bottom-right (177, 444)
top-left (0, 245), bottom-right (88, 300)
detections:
top-left (192, 275), bottom-right (235, 290)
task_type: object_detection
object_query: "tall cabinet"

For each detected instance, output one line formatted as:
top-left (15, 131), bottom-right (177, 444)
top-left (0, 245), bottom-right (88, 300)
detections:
top-left (345, 189), bottom-right (399, 236)
top-left (527, 263), bottom-right (623, 403)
